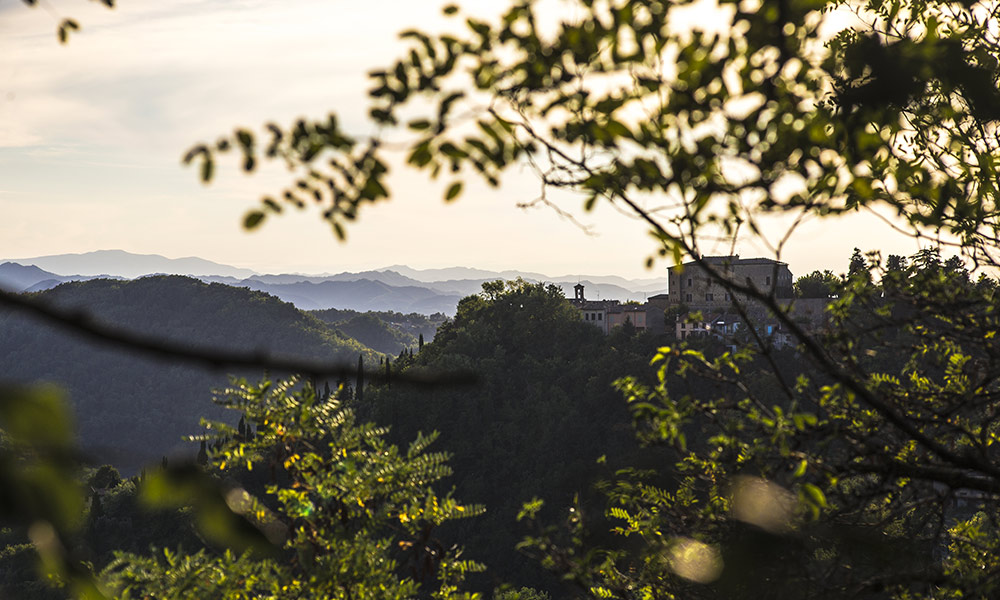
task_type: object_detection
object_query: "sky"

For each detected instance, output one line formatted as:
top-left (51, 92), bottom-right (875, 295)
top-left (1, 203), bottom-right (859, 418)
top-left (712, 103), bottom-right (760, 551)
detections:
top-left (0, 0), bottom-right (924, 279)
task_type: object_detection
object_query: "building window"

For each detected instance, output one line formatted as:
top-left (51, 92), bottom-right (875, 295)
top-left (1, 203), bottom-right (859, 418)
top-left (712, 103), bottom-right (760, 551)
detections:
top-left (681, 322), bottom-right (686, 329)
top-left (766, 276), bottom-right (772, 285)
top-left (585, 313), bottom-right (589, 320)
top-left (687, 278), bottom-right (692, 287)
top-left (597, 313), bottom-right (602, 320)
top-left (685, 293), bottom-right (692, 302)
top-left (705, 293), bottom-right (713, 301)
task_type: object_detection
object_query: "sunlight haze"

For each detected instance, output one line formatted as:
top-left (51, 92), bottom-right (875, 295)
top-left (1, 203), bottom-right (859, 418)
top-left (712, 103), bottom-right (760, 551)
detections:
top-left (0, 0), bottom-right (920, 279)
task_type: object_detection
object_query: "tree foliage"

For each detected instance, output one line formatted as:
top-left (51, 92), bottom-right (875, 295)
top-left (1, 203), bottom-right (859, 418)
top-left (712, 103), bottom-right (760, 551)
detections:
top-left (170, 0), bottom-right (1000, 594)
top-left (18, 0), bottom-right (115, 45)
top-left (195, 0), bottom-right (1000, 270)
top-left (103, 377), bottom-right (484, 599)
top-left (9, 0), bottom-right (1000, 597)
top-left (793, 269), bottom-right (840, 299)
top-left (367, 279), bottom-right (664, 592)
top-left (516, 253), bottom-right (1000, 598)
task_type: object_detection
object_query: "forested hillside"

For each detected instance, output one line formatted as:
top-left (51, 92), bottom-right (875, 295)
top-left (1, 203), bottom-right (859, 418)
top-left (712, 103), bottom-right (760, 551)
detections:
top-left (310, 308), bottom-right (447, 354)
top-left (363, 280), bottom-right (670, 593)
top-left (0, 276), bottom-right (379, 473)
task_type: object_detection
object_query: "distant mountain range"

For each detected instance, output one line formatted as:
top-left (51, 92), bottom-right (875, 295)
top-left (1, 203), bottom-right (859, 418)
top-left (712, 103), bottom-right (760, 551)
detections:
top-left (7, 249), bottom-right (257, 279)
top-left (1, 251), bottom-right (669, 315)
top-left (381, 264), bottom-right (670, 293)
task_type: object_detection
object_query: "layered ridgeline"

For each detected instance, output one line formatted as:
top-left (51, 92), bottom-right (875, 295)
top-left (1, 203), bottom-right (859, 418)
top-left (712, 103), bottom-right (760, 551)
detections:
top-left (310, 308), bottom-right (447, 355)
top-left (0, 276), bottom-right (379, 474)
top-left (1, 251), bottom-right (669, 315)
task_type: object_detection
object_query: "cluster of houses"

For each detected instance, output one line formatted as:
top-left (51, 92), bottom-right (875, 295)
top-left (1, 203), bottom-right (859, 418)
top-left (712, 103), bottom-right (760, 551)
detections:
top-left (568, 255), bottom-right (829, 346)
top-left (569, 283), bottom-right (670, 335)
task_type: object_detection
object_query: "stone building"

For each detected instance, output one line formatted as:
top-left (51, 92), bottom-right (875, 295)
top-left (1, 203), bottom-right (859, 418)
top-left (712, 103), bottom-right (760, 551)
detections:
top-left (667, 255), bottom-right (793, 309)
top-left (569, 283), bottom-right (663, 335)
top-left (566, 255), bottom-right (818, 343)
top-left (667, 256), bottom-right (804, 345)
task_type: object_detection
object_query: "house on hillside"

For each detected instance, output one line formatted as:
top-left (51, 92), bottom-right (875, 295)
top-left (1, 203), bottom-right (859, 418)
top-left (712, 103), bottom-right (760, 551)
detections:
top-left (667, 255), bottom-right (793, 308)
top-left (569, 283), bottom-right (668, 335)
top-left (667, 256), bottom-right (827, 347)
top-left (565, 256), bottom-right (830, 343)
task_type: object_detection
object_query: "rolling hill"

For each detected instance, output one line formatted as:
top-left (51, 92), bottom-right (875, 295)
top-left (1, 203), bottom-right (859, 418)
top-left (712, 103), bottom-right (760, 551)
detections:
top-left (0, 276), bottom-right (378, 473)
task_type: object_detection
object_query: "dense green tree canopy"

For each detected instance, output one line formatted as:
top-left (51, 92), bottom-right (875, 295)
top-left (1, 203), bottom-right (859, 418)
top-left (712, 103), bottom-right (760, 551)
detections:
top-left (793, 269), bottom-right (840, 298)
top-left (367, 280), bottom-right (664, 592)
top-left (101, 378), bottom-right (484, 600)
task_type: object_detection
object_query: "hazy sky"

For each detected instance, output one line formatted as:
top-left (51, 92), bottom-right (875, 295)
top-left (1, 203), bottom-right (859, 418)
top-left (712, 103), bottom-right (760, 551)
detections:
top-left (0, 0), bottom-right (923, 278)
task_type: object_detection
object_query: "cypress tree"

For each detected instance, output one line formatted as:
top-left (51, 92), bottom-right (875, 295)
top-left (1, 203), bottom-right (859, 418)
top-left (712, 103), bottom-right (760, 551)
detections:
top-left (90, 490), bottom-right (103, 520)
top-left (418, 333), bottom-right (424, 351)
top-left (238, 415), bottom-right (246, 438)
top-left (356, 355), bottom-right (365, 403)
top-left (386, 357), bottom-right (391, 388)
top-left (323, 381), bottom-right (331, 401)
top-left (197, 440), bottom-right (208, 465)
top-left (336, 371), bottom-right (348, 400)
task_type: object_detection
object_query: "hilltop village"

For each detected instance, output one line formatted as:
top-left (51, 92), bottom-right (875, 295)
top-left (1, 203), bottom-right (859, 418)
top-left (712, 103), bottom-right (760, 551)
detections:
top-left (569, 255), bottom-right (829, 344)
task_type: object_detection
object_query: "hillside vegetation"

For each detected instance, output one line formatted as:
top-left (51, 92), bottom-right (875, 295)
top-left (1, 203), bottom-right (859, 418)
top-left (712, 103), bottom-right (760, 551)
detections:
top-left (364, 280), bottom-right (668, 593)
top-left (310, 307), bottom-right (447, 354)
top-left (0, 276), bottom-right (379, 473)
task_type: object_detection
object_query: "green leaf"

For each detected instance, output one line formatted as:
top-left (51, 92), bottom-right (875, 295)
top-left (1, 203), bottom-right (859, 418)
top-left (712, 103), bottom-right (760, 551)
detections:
top-left (0, 386), bottom-right (85, 533)
top-left (140, 464), bottom-right (278, 557)
top-left (200, 156), bottom-right (214, 183)
top-left (444, 181), bottom-right (463, 202)
top-left (262, 197), bottom-right (282, 213)
top-left (57, 19), bottom-right (79, 44)
top-left (801, 483), bottom-right (827, 508)
top-left (517, 497), bottom-right (544, 521)
top-left (0, 385), bottom-right (74, 448)
top-left (236, 129), bottom-right (254, 149)
top-left (244, 210), bottom-right (266, 230)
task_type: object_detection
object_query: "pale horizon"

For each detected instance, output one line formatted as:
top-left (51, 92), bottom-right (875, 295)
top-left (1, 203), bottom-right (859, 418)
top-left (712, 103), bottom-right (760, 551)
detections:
top-left (1, 1), bottom-right (927, 281)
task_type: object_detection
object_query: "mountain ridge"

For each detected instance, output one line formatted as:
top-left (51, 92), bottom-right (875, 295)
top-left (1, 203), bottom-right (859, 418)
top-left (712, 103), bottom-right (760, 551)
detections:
top-left (1, 251), bottom-right (669, 315)
top-left (0, 275), bottom-right (379, 473)
top-left (7, 249), bottom-right (257, 279)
